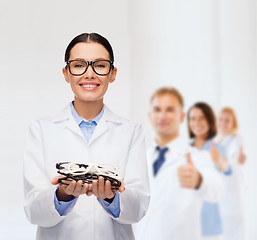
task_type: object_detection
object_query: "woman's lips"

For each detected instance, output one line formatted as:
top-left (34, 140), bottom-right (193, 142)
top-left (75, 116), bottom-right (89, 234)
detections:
top-left (79, 82), bottom-right (100, 91)
top-left (192, 127), bottom-right (205, 135)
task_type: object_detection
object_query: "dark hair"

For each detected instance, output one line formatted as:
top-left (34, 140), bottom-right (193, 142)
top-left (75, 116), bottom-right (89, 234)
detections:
top-left (150, 87), bottom-right (184, 109)
top-left (64, 33), bottom-right (114, 63)
top-left (187, 102), bottom-right (217, 140)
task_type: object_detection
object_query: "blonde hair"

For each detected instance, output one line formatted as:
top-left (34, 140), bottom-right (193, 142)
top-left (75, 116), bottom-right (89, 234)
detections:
top-left (220, 107), bottom-right (238, 133)
top-left (150, 87), bottom-right (184, 108)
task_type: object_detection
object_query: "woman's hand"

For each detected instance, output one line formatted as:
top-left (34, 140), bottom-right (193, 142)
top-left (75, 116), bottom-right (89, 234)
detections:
top-left (210, 142), bottom-right (229, 172)
top-left (238, 146), bottom-right (246, 164)
top-left (89, 176), bottom-right (125, 201)
top-left (51, 175), bottom-right (125, 202)
top-left (51, 176), bottom-right (91, 201)
top-left (210, 141), bottom-right (221, 164)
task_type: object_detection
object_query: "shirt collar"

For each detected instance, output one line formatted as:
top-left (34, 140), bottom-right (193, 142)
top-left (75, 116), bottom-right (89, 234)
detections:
top-left (70, 101), bottom-right (104, 126)
top-left (149, 136), bottom-right (191, 164)
top-left (190, 138), bottom-right (212, 150)
top-left (152, 135), bottom-right (185, 153)
top-left (202, 139), bottom-right (212, 150)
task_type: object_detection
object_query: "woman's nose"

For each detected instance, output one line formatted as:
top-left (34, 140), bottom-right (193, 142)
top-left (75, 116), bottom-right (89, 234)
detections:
top-left (195, 119), bottom-right (201, 125)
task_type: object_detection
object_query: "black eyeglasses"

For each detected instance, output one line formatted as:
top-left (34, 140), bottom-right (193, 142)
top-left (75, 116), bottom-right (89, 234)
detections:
top-left (66, 59), bottom-right (113, 76)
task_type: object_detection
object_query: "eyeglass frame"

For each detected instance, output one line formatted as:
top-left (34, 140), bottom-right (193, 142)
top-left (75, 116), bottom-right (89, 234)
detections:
top-left (56, 162), bottom-right (119, 176)
top-left (66, 59), bottom-right (114, 76)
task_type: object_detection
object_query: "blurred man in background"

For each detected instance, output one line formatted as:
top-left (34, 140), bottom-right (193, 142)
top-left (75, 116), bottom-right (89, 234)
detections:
top-left (133, 87), bottom-right (225, 240)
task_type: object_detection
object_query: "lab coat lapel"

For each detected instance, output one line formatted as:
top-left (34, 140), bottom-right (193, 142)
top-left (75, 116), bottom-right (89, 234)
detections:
top-left (88, 116), bottom-right (109, 145)
top-left (89, 106), bottom-right (123, 145)
top-left (65, 117), bottom-right (85, 140)
top-left (51, 104), bottom-right (85, 141)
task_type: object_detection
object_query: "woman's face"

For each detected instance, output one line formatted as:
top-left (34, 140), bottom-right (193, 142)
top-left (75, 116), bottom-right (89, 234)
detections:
top-left (217, 112), bottom-right (234, 135)
top-left (188, 107), bottom-right (209, 139)
top-left (63, 42), bottom-right (117, 103)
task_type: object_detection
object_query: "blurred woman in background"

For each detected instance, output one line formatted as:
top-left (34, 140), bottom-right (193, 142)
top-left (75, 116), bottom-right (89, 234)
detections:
top-left (215, 107), bottom-right (246, 240)
top-left (187, 102), bottom-right (232, 240)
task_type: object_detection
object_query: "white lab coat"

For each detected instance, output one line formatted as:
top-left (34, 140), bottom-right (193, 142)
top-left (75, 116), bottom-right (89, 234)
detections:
top-left (23, 104), bottom-right (150, 240)
top-left (215, 135), bottom-right (246, 240)
top-left (133, 137), bottom-right (225, 240)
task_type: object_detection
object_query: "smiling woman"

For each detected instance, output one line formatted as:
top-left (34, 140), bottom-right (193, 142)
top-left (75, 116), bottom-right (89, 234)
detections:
top-left (23, 33), bottom-right (150, 240)
top-left (187, 102), bottom-right (232, 240)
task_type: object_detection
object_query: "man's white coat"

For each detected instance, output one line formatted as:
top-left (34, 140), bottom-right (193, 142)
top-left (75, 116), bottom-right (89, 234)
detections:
top-left (133, 137), bottom-right (225, 240)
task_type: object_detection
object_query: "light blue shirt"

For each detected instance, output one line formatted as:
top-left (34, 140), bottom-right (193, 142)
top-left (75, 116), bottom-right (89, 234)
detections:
top-left (201, 139), bottom-right (232, 176)
top-left (54, 102), bottom-right (120, 218)
top-left (200, 139), bottom-right (231, 236)
top-left (70, 101), bottom-right (104, 143)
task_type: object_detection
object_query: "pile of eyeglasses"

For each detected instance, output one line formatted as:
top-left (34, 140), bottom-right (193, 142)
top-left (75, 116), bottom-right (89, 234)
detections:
top-left (56, 162), bottom-right (121, 189)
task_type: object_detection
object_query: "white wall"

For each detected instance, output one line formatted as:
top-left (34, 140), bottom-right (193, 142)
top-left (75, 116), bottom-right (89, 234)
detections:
top-left (218, 1), bottom-right (257, 237)
top-left (0, 0), bottom-right (256, 239)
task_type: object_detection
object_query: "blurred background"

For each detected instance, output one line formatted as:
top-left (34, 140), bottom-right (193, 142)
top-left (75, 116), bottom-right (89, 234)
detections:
top-left (0, 0), bottom-right (256, 239)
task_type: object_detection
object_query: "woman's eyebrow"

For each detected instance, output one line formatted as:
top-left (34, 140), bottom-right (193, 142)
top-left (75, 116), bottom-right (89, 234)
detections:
top-left (73, 58), bottom-right (85, 61)
top-left (95, 58), bottom-right (109, 60)
top-left (71, 57), bottom-right (109, 61)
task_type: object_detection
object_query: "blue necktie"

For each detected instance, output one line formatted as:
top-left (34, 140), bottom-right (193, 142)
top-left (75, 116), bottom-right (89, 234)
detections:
top-left (153, 146), bottom-right (168, 176)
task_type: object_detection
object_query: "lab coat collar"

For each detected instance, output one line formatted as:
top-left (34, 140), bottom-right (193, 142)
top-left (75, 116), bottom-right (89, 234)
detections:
top-left (166, 136), bottom-right (189, 153)
top-left (49, 103), bottom-right (126, 145)
top-left (215, 134), bottom-right (236, 145)
top-left (50, 103), bottom-right (122, 123)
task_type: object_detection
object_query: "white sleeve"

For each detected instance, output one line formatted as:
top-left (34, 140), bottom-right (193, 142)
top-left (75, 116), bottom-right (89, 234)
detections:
top-left (23, 120), bottom-right (65, 227)
top-left (115, 124), bottom-right (150, 224)
top-left (193, 150), bottom-right (225, 202)
top-left (227, 137), bottom-right (242, 159)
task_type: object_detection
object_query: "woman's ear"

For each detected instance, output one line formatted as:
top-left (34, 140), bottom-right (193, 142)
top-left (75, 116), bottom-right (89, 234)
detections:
top-left (109, 67), bottom-right (117, 83)
top-left (62, 67), bottom-right (70, 83)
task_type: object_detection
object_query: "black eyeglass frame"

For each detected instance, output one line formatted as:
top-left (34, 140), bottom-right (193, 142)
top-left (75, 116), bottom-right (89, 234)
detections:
top-left (66, 59), bottom-right (114, 76)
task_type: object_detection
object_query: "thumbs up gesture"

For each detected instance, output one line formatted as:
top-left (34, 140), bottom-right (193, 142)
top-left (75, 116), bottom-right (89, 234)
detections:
top-left (177, 153), bottom-right (202, 189)
top-left (238, 146), bottom-right (246, 164)
top-left (210, 141), bottom-right (220, 163)
top-left (210, 141), bottom-right (229, 172)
